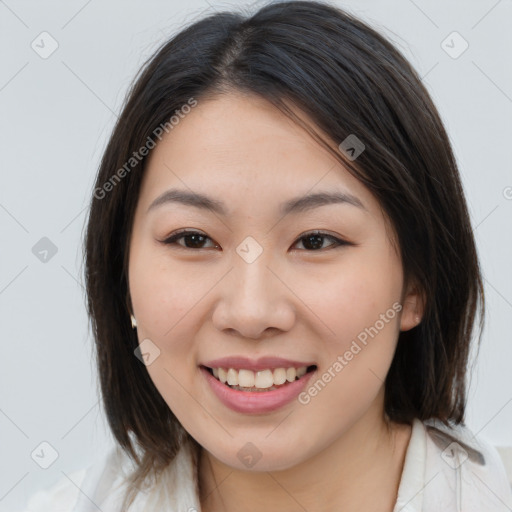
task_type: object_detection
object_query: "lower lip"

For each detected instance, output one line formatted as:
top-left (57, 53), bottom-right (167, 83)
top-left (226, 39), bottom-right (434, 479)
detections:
top-left (200, 366), bottom-right (316, 414)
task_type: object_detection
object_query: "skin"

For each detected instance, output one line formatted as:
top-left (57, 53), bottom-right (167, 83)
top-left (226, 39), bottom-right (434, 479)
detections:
top-left (128, 91), bottom-right (424, 512)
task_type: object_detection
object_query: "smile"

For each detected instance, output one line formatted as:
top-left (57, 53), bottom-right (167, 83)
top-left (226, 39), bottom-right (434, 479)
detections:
top-left (200, 364), bottom-right (318, 413)
top-left (205, 365), bottom-right (316, 391)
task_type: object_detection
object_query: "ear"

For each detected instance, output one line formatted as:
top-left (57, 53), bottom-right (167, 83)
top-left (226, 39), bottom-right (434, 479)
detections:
top-left (399, 279), bottom-right (425, 332)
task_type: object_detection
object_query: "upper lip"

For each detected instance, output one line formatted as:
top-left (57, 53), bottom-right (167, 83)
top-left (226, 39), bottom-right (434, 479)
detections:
top-left (201, 356), bottom-right (316, 372)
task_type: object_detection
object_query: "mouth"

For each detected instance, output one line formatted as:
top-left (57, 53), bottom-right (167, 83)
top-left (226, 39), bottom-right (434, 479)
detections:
top-left (200, 364), bottom-right (318, 392)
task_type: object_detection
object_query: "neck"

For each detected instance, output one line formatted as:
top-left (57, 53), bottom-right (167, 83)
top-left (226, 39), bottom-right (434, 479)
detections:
top-left (198, 404), bottom-right (412, 512)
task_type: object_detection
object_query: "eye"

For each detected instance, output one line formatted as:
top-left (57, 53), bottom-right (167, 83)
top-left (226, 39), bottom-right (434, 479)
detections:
top-left (292, 230), bottom-right (350, 251)
top-left (159, 229), bottom-right (350, 251)
top-left (160, 229), bottom-right (219, 249)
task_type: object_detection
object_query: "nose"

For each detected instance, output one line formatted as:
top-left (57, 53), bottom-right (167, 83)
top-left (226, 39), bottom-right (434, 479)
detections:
top-left (211, 249), bottom-right (296, 340)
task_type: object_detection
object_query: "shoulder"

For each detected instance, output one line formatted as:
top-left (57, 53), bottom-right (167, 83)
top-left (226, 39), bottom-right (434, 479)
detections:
top-left (395, 418), bottom-right (512, 512)
top-left (419, 418), bottom-right (512, 510)
top-left (22, 445), bottom-right (129, 512)
top-left (22, 440), bottom-right (201, 511)
top-left (423, 417), bottom-right (512, 483)
top-left (23, 467), bottom-right (87, 511)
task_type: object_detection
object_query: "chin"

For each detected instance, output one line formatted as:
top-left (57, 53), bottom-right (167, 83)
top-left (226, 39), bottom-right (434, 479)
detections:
top-left (210, 444), bottom-right (308, 473)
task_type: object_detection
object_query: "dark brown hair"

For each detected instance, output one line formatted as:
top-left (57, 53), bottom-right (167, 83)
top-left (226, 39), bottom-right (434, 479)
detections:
top-left (83, 0), bottom-right (485, 507)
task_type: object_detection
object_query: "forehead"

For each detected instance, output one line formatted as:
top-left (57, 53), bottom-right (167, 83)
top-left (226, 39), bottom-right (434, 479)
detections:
top-left (138, 92), bottom-right (376, 217)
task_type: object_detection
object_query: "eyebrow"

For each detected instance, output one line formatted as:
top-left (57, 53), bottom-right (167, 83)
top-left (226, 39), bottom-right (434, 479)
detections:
top-left (146, 188), bottom-right (366, 216)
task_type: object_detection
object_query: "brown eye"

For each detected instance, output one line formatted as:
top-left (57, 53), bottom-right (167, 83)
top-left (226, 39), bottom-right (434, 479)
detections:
top-left (161, 230), bottom-right (218, 249)
top-left (160, 229), bottom-right (350, 252)
top-left (292, 231), bottom-right (349, 251)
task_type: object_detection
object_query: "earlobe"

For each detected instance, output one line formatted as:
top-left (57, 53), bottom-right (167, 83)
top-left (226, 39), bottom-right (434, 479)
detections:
top-left (125, 292), bottom-right (137, 329)
top-left (399, 282), bottom-right (425, 332)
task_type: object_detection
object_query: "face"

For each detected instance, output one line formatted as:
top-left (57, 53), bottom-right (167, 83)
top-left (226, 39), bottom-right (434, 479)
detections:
top-left (127, 92), bottom-right (421, 472)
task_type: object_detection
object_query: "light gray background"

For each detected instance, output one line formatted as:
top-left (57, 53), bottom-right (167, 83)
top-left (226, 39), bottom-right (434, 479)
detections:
top-left (1, 0), bottom-right (511, 509)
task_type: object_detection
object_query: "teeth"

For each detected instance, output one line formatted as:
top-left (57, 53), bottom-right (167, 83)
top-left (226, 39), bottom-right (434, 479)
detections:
top-left (286, 368), bottom-right (296, 382)
top-left (273, 368), bottom-right (287, 385)
top-left (227, 368), bottom-right (238, 386)
top-left (209, 366), bottom-right (310, 389)
top-left (218, 368), bottom-right (227, 383)
top-left (254, 369), bottom-right (274, 388)
top-left (238, 369), bottom-right (255, 387)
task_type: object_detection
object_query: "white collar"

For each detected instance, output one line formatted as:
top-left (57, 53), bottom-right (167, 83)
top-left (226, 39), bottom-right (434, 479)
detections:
top-left (70, 418), bottom-right (511, 511)
top-left (392, 418), bottom-right (426, 512)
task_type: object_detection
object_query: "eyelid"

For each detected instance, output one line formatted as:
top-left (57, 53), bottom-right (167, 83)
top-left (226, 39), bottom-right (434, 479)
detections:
top-left (159, 229), bottom-right (352, 251)
top-left (162, 229), bottom-right (219, 249)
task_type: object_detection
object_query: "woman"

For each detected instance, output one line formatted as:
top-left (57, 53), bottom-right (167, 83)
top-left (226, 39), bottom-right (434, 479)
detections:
top-left (24, 1), bottom-right (512, 510)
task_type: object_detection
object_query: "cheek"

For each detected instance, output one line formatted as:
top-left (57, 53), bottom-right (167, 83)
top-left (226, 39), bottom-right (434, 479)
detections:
top-left (129, 244), bottom-right (210, 338)
top-left (300, 271), bottom-right (401, 421)
top-left (129, 254), bottom-right (202, 416)
top-left (143, 356), bottom-right (208, 445)
top-left (300, 251), bottom-right (402, 348)
top-left (331, 258), bottom-right (402, 387)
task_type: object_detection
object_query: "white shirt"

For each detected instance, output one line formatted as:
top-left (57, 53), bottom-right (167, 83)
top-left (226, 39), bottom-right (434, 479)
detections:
top-left (22, 418), bottom-right (512, 511)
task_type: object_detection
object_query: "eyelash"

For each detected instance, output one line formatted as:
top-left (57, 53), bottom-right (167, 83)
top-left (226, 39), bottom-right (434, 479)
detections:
top-left (159, 229), bottom-right (350, 252)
